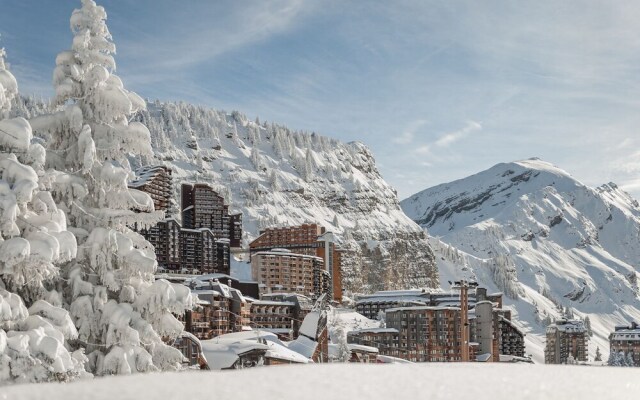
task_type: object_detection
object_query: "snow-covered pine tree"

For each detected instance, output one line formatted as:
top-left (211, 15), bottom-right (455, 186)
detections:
top-left (0, 46), bottom-right (89, 384)
top-left (607, 351), bottom-right (617, 366)
top-left (584, 315), bottom-right (592, 336)
top-left (594, 346), bottom-right (602, 362)
top-left (625, 352), bottom-right (635, 367)
top-left (30, 0), bottom-right (192, 375)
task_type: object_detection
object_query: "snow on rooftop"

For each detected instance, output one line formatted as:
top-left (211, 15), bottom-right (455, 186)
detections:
top-left (385, 305), bottom-right (461, 313)
top-left (286, 335), bottom-right (317, 360)
top-left (265, 341), bottom-right (310, 364)
top-left (214, 330), bottom-right (283, 345)
top-left (298, 310), bottom-right (320, 339)
top-left (251, 300), bottom-right (296, 306)
top-left (347, 343), bottom-right (379, 353)
top-left (349, 328), bottom-right (399, 334)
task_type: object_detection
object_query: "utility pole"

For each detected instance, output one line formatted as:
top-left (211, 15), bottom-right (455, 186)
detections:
top-left (452, 280), bottom-right (478, 362)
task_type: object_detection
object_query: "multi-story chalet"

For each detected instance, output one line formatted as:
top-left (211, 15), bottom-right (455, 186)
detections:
top-left (249, 223), bottom-right (342, 301)
top-left (609, 322), bottom-right (640, 366)
top-left (129, 165), bottom-right (173, 213)
top-left (181, 280), bottom-right (250, 340)
top-left (181, 183), bottom-right (242, 247)
top-left (140, 218), bottom-right (230, 275)
top-left (251, 249), bottom-right (330, 299)
top-left (249, 293), bottom-right (313, 339)
top-left (545, 319), bottom-right (588, 364)
top-left (347, 328), bottom-right (401, 358)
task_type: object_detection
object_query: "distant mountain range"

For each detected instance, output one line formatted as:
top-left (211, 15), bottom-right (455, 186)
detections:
top-left (401, 158), bottom-right (640, 362)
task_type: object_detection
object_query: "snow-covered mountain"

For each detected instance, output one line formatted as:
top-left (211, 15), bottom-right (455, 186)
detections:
top-left (129, 101), bottom-right (437, 293)
top-left (401, 158), bottom-right (640, 362)
top-left (13, 97), bottom-right (437, 293)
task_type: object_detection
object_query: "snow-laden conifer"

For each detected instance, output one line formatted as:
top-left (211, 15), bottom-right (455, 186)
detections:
top-left (0, 46), bottom-right (89, 384)
top-left (29, 0), bottom-right (192, 376)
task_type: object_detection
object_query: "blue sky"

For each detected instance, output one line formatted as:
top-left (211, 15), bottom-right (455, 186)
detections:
top-left (2, 1), bottom-right (640, 200)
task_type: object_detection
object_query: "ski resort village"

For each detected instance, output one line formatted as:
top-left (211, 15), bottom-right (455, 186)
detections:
top-left (2, 0), bottom-right (640, 398)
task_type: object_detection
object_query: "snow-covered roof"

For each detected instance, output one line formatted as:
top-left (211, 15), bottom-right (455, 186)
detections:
top-left (252, 300), bottom-right (296, 307)
top-left (547, 319), bottom-right (586, 333)
top-left (253, 250), bottom-right (324, 262)
top-left (214, 330), bottom-right (284, 345)
top-left (610, 331), bottom-right (640, 341)
top-left (175, 331), bottom-right (202, 347)
top-left (265, 341), bottom-right (310, 364)
top-left (499, 316), bottom-right (524, 335)
top-left (356, 297), bottom-right (427, 305)
top-left (286, 335), bottom-right (317, 359)
top-left (499, 355), bottom-right (534, 363)
top-left (299, 311), bottom-right (320, 339)
top-left (385, 305), bottom-right (461, 313)
top-left (262, 328), bottom-right (292, 334)
top-left (358, 289), bottom-right (426, 299)
top-left (376, 355), bottom-right (413, 364)
top-left (348, 328), bottom-right (399, 335)
top-left (347, 343), bottom-right (379, 353)
top-left (200, 338), bottom-right (268, 370)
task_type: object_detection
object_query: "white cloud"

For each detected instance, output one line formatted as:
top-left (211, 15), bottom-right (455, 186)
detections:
top-left (393, 119), bottom-right (428, 144)
top-left (434, 120), bottom-right (482, 148)
top-left (414, 145), bottom-right (431, 156)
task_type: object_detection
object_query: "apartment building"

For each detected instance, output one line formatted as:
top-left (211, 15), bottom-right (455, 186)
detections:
top-left (609, 322), bottom-right (640, 366)
top-left (182, 280), bottom-right (250, 340)
top-left (352, 287), bottom-right (524, 362)
top-left (129, 165), bottom-right (173, 213)
top-left (545, 319), bottom-right (588, 364)
top-left (249, 223), bottom-right (342, 301)
top-left (140, 218), bottom-right (230, 275)
top-left (251, 249), bottom-right (330, 299)
top-left (385, 306), bottom-right (477, 362)
top-left (355, 289), bottom-right (485, 320)
top-left (182, 183), bottom-right (243, 246)
top-left (347, 328), bottom-right (401, 358)
top-left (249, 293), bottom-right (313, 339)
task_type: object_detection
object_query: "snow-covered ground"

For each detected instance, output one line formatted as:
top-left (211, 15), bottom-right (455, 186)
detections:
top-left (3, 364), bottom-right (638, 400)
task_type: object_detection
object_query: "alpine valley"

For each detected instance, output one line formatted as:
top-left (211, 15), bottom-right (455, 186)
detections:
top-left (15, 96), bottom-right (640, 363)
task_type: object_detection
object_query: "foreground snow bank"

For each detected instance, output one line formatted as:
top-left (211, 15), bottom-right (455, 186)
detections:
top-left (3, 363), bottom-right (639, 400)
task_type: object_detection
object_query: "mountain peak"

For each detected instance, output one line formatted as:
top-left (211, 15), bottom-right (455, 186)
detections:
top-left (401, 159), bottom-right (640, 362)
top-left (400, 159), bottom-right (584, 234)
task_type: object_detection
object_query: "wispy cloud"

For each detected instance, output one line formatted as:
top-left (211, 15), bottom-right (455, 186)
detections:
top-left (434, 120), bottom-right (482, 148)
top-left (411, 120), bottom-right (482, 157)
top-left (117, 0), bottom-right (313, 83)
top-left (393, 119), bottom-right (428, 144)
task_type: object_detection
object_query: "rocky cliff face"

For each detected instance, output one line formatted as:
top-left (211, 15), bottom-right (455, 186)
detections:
top-left (402, 158), bottom-right (640, 362)
top-left (130, 101), bottom-right (437, 293)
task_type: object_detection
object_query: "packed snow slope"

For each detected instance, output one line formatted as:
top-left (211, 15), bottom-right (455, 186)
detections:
top-left (126, 101), bottom-right (437, 293)
top-left (4, 364), bottom-right (638, 400)
top-left (401, 158), bottom-right (640, 361)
